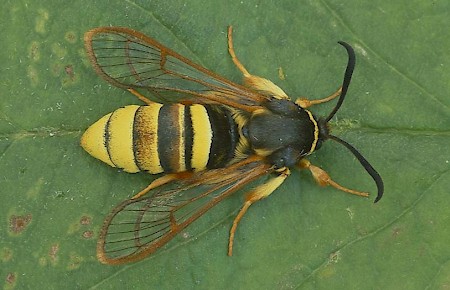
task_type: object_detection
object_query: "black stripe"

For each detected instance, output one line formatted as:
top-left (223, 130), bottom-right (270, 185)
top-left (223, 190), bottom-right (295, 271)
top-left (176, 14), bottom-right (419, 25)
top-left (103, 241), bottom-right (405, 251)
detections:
top-left (104, 112), bottom-right (117, 168)
top-left (132, 106), bottom-right (145, 171)
top-left (157, 105), bottom-right (177, 172)
top-left (225, 109), bottom-right (239, 161)
top-left (184, 105), bottom-right (193, 171)
top-left (205, 106), bottom-right (238, 169)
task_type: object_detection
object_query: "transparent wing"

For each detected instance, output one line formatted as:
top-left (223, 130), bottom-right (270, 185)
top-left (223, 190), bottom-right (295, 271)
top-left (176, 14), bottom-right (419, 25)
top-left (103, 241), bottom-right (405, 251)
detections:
top-left (97, 157), bottom-right (272, 265)
top-left (84, 27), bottom-right (267, 111)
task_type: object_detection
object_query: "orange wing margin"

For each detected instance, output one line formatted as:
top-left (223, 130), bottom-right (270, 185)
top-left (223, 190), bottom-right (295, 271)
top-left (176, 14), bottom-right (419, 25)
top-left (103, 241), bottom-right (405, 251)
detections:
top-left (84, 27), bottom-right (268, 112)
top-left (97, 156), bottom-right (273, 265)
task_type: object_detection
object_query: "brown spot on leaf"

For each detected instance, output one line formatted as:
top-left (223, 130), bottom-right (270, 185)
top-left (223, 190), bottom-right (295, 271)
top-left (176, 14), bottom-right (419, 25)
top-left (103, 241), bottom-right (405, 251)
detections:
top-left (27, 66), bottom-right (39, 86)
top-left (29, 41), bottom-right (40, 61)
top-left (328, 251), bottom-right (341, 264)
top-left (80, 215), bottom-right (91, 225)
top-left (1, 247), bottom-right (13, 262)
top-left (65, 65), bottom-right (75, 80)
top-left (9, 214), bottom-right (32, 234)
top-left (392, 227), bottom-right (401, 237)
top-left (65, 31), bottom-right (77, 43)
top-left (67, 253), bottom-right (83, 271)
top-left (6, 272), bottom-right (16, 284)
top-left (49, 244), bottom-right (59, 263)
top-left (82, 230), bottom-right (93, 239)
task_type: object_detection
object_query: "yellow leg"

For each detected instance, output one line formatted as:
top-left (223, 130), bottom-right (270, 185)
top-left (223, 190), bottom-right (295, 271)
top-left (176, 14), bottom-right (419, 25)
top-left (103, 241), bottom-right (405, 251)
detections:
top-left (295, 87), bottom-right (342, 108)
top-left (298, 159), bottom-right (369, 198)
top-left (127, 88), bottom-right (156, 105)
top-left (228, 168), bottom-right (290, 256)
top-left (227, 26), bottom-right (251, 77)
top-left (227, 26), bottom-right (289, 100)
top-left (131, 173), bottom-right (192, 200)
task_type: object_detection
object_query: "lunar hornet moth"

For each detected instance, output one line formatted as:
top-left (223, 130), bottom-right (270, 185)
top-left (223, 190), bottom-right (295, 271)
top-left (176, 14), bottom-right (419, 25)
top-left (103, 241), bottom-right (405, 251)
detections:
top-left (81, 26), bottom-right (384, 265)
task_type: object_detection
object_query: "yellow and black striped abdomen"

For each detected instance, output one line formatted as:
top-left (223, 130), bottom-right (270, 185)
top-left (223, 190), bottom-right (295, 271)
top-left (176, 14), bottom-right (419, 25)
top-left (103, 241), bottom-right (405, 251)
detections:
top-left (81, 103), bottom-right (240, 174)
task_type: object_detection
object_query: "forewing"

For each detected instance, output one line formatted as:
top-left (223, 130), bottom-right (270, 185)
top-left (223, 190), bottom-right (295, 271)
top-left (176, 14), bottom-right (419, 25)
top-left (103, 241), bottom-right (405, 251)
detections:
top-left (97, 157), bottom-right (272, 265)
top-left (84, 27), bottom-right (266, 110)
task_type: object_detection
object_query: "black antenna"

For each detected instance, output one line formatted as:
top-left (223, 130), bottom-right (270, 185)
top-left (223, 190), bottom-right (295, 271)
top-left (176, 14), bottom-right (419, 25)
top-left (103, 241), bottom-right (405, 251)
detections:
top-left (323, 41), bottom-right (384, 203)
top-left (328, 135), bottom-right (384, 202)
top-left (325, 41), bottom-right (356, 123)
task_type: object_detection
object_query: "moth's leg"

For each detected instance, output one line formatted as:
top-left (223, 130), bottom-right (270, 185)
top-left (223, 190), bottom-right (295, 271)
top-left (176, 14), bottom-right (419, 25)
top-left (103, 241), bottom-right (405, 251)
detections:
top-left (298, 159), bottom-right (369, 198)
top-left (228, 167), bottom-right (290, 256)
top-left (227, 26), bottom-right (289, 100)
top-left (128, 88), bottom-right (157, 105)
top-left (295, 87), bottom-right (342, 108)
top-left (131, 172), bottom-right (193, 200)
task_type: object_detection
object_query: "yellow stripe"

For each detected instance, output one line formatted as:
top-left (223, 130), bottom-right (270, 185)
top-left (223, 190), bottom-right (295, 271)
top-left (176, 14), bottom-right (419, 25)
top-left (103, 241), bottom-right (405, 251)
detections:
top-left (305, 109), bottom-right (319, 154)
top-left (190, 105), bottom-right (212, 170)
top-left (134, 104), bottom-right (164, 173)
top-left (80, 113), bottom-right (115, 168)
top-left (254, 148), bottom-right (273, 157)
top-left (177, 105), bottom-right (186, 172)
top-left (108, 105), bottom-right (140, 173)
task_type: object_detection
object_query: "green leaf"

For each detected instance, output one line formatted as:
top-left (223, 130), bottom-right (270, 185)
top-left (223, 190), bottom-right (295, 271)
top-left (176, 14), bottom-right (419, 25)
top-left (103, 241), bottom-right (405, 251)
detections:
top-left (1, 0), bottom-right (449, 289)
